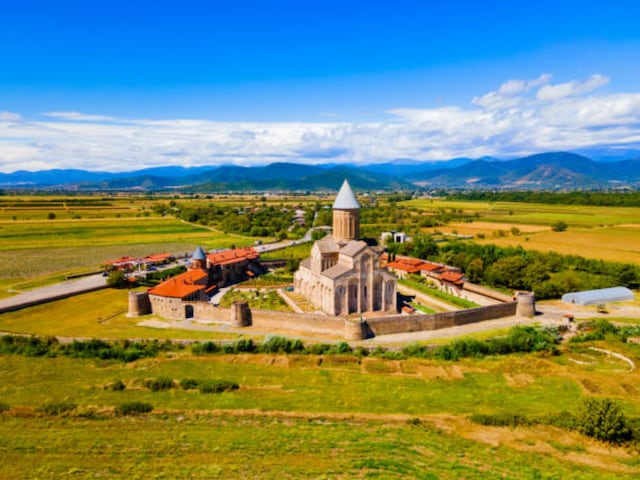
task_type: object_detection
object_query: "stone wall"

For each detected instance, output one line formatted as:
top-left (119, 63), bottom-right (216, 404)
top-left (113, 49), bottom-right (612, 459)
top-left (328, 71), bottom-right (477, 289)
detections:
top-left (365, 302), bottom-right (517, 337)
top-left (250, 309), bottom-right (344, 335)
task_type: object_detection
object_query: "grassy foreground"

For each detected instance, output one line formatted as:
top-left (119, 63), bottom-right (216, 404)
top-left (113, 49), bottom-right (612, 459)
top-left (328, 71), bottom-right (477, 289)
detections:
top-left (1, 342), bottom-right (639, 478)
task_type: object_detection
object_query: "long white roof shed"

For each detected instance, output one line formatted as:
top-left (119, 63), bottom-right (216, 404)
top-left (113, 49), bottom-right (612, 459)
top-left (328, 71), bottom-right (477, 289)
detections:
top-left (561, 286), bottom-right (634, 306)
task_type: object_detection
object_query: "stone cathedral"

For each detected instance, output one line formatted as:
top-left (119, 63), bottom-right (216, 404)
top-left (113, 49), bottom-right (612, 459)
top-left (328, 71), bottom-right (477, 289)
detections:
top-left (294, 180), bottom-right (397, 316)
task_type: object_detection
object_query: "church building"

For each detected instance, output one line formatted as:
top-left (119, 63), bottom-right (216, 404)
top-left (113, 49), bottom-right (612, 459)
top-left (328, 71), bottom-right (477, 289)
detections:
top-left (294, 180), bottom-right (397, 316)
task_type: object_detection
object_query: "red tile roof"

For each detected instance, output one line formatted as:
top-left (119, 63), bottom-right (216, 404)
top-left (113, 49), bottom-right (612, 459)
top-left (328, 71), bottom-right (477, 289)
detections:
top-left (207, 247), bottom-right (259, 266)
top-left (104, 256), bottom-right (138, 266)
top-left (441, 271), bottom-right (465, 285)
top-left (386, 257), bottom-right (444, 274)
top-left (148, 269), bottom-right (208, 299)
top-left (143, 253), bottom-right (174, 263)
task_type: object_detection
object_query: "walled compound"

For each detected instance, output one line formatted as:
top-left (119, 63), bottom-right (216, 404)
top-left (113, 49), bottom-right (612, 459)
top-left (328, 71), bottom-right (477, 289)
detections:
top-left (129, 180), bottom-right (535, 340)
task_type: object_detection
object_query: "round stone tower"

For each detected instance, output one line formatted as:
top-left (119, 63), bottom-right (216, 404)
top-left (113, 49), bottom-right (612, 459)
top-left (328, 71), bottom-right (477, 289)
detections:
top-left (127, 291), bottom-right (151, 317)
top-left (515, 291), bottom-right (536, 318)
top-left (332, 179), bottom-right (360, 242)
top-left (230, 301), bottom-right (252, 327)
top-left (190, 245), bottom-right (207, 271)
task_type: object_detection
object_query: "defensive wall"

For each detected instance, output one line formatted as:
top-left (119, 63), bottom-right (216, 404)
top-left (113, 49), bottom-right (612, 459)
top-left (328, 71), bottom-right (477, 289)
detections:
top-left (130, 290), bottom-right (523, 340)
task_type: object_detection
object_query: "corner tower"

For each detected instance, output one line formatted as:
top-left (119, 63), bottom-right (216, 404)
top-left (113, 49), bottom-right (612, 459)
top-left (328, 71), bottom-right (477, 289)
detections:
top-left (332, 179), bottom-right (360, 242)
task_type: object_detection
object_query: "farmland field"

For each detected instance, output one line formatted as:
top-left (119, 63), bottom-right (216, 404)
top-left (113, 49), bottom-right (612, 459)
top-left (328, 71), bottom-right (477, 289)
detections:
top-left (406, 198), bottom-right (640, 264)
top-left (1, 345), bottom-right (639, 478)
top-left (0, 198), bottom-right (257, 291)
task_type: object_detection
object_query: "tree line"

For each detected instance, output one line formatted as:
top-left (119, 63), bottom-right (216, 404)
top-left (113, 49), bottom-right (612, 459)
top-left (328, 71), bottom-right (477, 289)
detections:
top-left (449, 190), bottom-right (640, 207)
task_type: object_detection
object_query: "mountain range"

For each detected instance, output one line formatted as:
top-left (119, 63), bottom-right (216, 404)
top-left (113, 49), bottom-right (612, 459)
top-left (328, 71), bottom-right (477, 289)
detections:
top-left (2, 152), bottom-right (640, 191)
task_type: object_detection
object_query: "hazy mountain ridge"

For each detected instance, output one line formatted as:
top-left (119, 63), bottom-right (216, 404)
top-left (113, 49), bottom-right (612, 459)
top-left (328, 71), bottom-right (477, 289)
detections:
top-left (3, 152), bottom-right (640, 190)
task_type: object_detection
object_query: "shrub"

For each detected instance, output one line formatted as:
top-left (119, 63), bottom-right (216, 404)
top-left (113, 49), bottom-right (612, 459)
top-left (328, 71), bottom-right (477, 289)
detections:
top-left (0, 402), bottom-right (9, 413)
top-left (106, 270), bottom-right (128, 288)
top-left (144, 376), bottom-right (174, 392)
top-left (192, 341), bottom-right (220, 355)
top-left (198, 379), bottom-right (239, 394)
top-left (470, 413), bottom-right (535, 427)
top-left (116, 402), bottom-right (153, 416)
top-left (328, 342), bottom-right (352, 355)
top-left (306, 343), bottom-right (332, 355)
top-left (41, 401), bottom-right (77, 416)
top-left (180, 378), bottom-right (200, 390)
top-left (551, 221), bottom-right (568, 232)
top-left (106, 379), bottom-right (126, 391)
top-left (260, 336), bottom-right (305, 354)
top-left (576, 397), bottom-right (632, 444)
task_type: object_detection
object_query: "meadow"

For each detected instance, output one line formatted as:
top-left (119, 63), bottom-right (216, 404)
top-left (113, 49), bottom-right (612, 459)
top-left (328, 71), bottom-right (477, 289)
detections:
top-left (0, 289), bottom-right (239, 340)
top-left (1, 340), bottom-right (639, 478)
top-left (405, 198), bottom-right (640, 264)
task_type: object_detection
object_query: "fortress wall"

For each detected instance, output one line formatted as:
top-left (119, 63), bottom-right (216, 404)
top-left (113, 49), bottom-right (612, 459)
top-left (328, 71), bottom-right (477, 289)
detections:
top-left (250, 309), bottom-right (344, 335)
top-left (365, 302), bottom-right (517, 336)
top-left (463, 282), bottom-right (514, 302)
top-left (194, 302), bottom-right (217, 320)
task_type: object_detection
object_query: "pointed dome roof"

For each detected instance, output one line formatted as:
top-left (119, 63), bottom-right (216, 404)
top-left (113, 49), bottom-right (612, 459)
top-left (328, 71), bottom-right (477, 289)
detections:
top-left (332, 180), bottom-right (360, 210)
top-left (192, 246), bottom-right (207, 261)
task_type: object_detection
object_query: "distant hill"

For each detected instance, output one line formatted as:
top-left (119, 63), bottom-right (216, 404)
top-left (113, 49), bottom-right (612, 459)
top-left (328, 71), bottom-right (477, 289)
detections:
top-left (414, 152), bottom-right (640, 188)
top-left (3, 152), bottom-right (640, 191)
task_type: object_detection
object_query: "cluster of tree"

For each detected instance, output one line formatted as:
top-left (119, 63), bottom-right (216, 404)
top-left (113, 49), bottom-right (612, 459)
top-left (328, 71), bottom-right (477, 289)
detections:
top-left (471, 397), bottom-right (634, 445)
top-left (435, 242), bottom-right (640, 299)
top-left (450, 190), bottom-right (640, 207)
top-left (0, 336), bottom-right (174, 362)
top-left (386, 233), bottom-right (438, 260)
top-left (152, 201), bottom-right (305, 238)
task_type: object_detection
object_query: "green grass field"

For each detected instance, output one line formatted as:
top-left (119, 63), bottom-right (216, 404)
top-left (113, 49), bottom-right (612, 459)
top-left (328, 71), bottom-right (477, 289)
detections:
top-left (0, 215), bottom-right (254, 291)
top-left (0, 289), bottom-right (238, 340)
top-left (1, 345), bottom-right (639, 478)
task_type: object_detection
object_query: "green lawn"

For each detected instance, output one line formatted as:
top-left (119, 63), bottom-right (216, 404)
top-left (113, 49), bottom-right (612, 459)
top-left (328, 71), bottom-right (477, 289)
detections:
top-left (1, 414), bottom-right (635, 479)
top-left (0, 349), bottom-right (639, 478)
top-left (0, 289), bottom-right (238, 340)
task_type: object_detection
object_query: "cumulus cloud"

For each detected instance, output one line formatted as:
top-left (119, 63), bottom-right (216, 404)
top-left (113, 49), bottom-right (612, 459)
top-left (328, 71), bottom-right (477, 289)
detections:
top-left (1, 73), bottom-right (640, 172)
top-left (536, 74), bottom-right (610, 101)
top-left (42, 111), bottom-right (120, 122)
top-left (0, 111), bottom-right (22, 122)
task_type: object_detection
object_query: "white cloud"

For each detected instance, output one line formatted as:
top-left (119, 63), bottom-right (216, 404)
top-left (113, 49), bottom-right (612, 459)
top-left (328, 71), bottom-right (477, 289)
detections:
top-left (536, 74), bottom-right (610, 101)
top-left (0, 111), bottom-right (22, 122)
top-left (1, 73), bottom-right (640, 172)
top-left (42, 111), bottom-right (119, 122)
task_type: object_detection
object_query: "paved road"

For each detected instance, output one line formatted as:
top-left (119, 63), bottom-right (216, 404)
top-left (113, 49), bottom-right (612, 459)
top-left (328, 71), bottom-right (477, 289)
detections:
top-left (0, 274), bottom-right (107, 314)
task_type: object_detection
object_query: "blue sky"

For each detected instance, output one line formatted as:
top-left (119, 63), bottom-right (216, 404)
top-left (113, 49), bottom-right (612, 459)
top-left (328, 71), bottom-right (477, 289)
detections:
top-left (1, 0), bottom-right (640, 171)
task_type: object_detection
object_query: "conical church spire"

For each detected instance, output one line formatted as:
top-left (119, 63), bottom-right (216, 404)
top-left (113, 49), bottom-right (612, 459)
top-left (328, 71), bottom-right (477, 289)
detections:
top-left (332, 180), bottom-right (360, 241)
top-left (333, 179), bottom-right (360, 210)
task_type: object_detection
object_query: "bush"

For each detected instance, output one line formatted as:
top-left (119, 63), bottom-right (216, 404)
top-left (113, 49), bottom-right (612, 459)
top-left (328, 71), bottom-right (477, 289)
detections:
top-left (106, 270), bottom-right (128, 288)
top-left (470, 413), bottom-right (535, 427)
top-left (260, 336), bottom-right (305, 354)
top-left (328, 342), bottom-right (352, 355)
top-left (144, 376), bottom-right (175, 392)
top-left (576, 397), bottom-right (633, 443)
top-left (0, 402), bottom-right (9, 413)
top-left (198, 379), bottom-right (239, 394)
top-left (106, 379), bottom-right (126, 391)
top-left (180, 378), bottom-right (200, 390)
top-left (41, 401), bottom-right (77, 416)
top-left (551, 221), bottom-right (568, 232)
top-left (192, 341), bottom-right (220, 355)
top-left (116, 402), bottom-right (154, 416)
